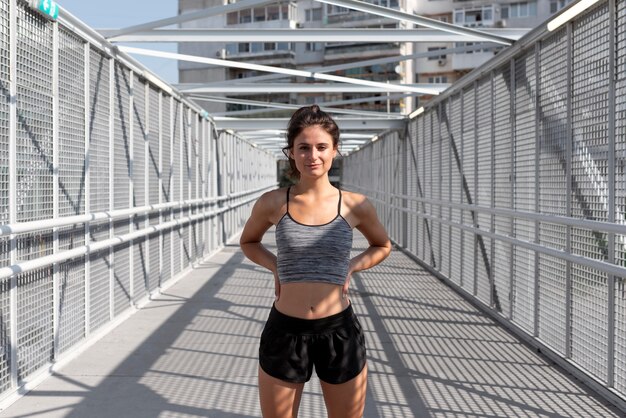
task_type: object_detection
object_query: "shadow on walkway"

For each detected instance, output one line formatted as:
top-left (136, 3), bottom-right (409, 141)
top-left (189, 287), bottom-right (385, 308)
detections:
top-left (0, 233), bottom-right (621, 417)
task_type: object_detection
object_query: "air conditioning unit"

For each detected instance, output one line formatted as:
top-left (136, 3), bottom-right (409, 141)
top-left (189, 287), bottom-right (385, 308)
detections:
top-left (495, 19), bottom-right (507, 28)
top-left (438, 59), bottom-right (447, 66)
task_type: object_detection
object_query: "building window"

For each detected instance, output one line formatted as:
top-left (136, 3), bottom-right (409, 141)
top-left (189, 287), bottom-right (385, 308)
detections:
top-left (305, 42), bottom-right (321, 51)
top-left (427, 47), bottom-right (447, 60)
top-left (239, 9), bottom-right (252, 23)
top-left (254, 8), bottom-right (266, 22)
top-left (501, 1), bottom-right (537, 19)
top-left (305, 7), bottom-right (322, 21)
top-left (453, 6), bottom-right (495, 26)
top-left (428, 76), bottom-right (448, 84)
top-left (238, 43), bottom-right (250, 53)
top-left (327, 4), bottom-right (349, 15)
top-left (267, 5), bottom-right (280, 20)
top-left (549, 0), bottom-right (572, 13)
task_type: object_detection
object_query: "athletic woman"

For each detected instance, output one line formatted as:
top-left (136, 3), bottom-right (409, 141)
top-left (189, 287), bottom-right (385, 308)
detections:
top-left (240, 105), bottom-right (391, 418)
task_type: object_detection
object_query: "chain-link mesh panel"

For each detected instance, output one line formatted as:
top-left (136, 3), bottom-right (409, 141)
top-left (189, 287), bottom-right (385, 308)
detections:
top-left (183, 211), bottom-right (191, 268)
top-left (149, 232), bottom-right (159, 292)
top-left (615, 0), bottom-right (626, 394)
top-left (58, 27), bottom-right (85, 218)
top-left (113, 63), bottom-right (131, 210)
top-left (461, 87), bottom-right (476, 294)
top-left (431, 110), bottom-right (442, 272)
top-left (58, 257), bottom-right (85, 354)
top-left (16, 5), bottom-right (53, 223)
top-left (132, 74), bottom-right (145, 208)
top-left (173, 100), bottom-right (181, 203)
top-left (113, 220), bottom-right (130, 316)
top-left (58, 224), bottom-right (84, 251)
top-left (183, 105), bottom-right (190, 202)
top-left (162, 95), bottom-right (172, 206)
top-left (17, 231), bottom-right (53, 261)
top-left (173, 224), bottom-right (182, 275)
top-left (407, 119), bottom-right (418, 257)
top-left (89, 49), bottom-right (110, 213)
top-left (492, 65), bottom-right (512, 317)
top-left (537, 28), bottom-right (568, 355)
top-left (148, 87), bottom-right (160, 208)
top-left (440, 102), bottom-right (451, 279)
top-left (191, 116), bottom-right (198, 202)
top-left (17, 266), bottom-right (53, 381)
top-left (0, 276), bottom-right (10, 394)
top-left (162, 227), bottom-right (172, 283)
top-left (616, 276), bottom-right (626, 393)
top-left (449, 94), bottom-right (462, 287)
top-left (571, 264), bottom-right (608, 382)
top-left (512, 49), bottom-right (537, 333)
top-left (476, 77), bottom-right (492, 305)
top-left (0, 0), bottom-right (9, 225)
top-left (133, 235), bottom-right (147, 302)
top-left (89, 249), bottom-right (110, 332)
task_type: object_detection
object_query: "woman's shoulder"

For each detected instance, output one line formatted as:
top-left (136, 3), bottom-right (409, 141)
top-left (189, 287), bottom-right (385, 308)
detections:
top-left (255, 187), bottom-right (289, 220)
top-left (341, 190), bottom-right (369, 208)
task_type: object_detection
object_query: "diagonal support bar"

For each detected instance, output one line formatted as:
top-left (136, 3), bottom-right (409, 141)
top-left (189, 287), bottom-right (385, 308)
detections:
top-left (118, 46), bottom-right (444, 95)
top-left (315, 0), bottom-right (515, 45)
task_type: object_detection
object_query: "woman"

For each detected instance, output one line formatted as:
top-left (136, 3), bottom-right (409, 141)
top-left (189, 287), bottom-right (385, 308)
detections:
top-left (240, 105), bottom-right (391, 418)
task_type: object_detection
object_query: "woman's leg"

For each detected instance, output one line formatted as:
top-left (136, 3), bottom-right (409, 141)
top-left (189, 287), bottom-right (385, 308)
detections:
top-left (320, 364), bottom-right (368, 418)
top-left (259, 366), bottom-right (305, 418)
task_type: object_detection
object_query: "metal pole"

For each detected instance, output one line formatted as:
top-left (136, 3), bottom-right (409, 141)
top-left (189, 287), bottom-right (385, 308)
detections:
top-left (509, 58), bottom-right (516, 320)
top-left (8, 0), bottom-right (17, 390)
top-left (490, 71), bottom-right (496, 309)
top-left (52, 19), bottom-right (60, 358)
top-left (565, 22), bottom-right (573, 359)
top-left (533, 42), bottom-right (541, 338)
top-left (108, 58), bottom-right (114, 322)
top-left (128, 72), bottom-right (134, 304)
top-left (84, 43), bottom-right (91, 337)
top-left (607, 0), bottom-right (616, 387)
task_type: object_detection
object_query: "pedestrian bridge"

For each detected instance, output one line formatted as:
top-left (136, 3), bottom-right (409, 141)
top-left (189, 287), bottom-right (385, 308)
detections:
top-left (0, 0), bottom-right (625, 416)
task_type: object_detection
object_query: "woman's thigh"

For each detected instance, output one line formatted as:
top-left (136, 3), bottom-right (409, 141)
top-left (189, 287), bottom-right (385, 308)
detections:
top-left (320, 363), bottom-right (368, 418)
top-left (258, 366), bottom-right (305, 418)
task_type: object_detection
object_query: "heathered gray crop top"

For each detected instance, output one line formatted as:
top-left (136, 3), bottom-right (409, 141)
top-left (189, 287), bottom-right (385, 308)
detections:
top-left (275, 187), bottom-right (353, 285)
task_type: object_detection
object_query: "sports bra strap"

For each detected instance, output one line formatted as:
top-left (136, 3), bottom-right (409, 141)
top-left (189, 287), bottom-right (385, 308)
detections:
top-left (286, 186), bottom-right (291, 213)
top-left (337, 188), bottom-right (342, 215)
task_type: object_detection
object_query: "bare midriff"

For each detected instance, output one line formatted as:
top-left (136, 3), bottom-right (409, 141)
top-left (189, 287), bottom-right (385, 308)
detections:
top-left (275, 282), bottom-right (350, 319)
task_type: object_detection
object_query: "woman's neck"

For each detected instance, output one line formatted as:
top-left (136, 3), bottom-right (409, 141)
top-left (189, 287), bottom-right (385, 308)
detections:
top-left (293, 175), bottom-right (334, 195)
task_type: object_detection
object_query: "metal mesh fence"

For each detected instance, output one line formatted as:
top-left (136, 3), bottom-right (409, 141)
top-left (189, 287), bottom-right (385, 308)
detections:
top-left (0, 2), bottom-right (275, 400)
top-left (342, 0), bottom-right (626, 405)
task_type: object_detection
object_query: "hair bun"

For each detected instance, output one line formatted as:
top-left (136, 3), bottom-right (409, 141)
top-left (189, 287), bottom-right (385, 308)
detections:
top-left (310, 104), bottom-right (320, 113)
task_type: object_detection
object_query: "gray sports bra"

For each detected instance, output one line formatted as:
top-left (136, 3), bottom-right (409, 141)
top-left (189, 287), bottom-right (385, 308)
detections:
top-left (275, 187), bottom-right (353, 285)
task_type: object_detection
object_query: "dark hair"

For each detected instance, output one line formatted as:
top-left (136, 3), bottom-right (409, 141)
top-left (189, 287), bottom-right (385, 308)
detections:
top-left (282, 105), bottom-right (340, 180)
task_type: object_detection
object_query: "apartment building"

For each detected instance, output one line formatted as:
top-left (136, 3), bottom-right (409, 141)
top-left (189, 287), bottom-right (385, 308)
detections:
top-left (177, 0), bottom-right (573, 114)
top-left (413, 0), bottom-right (573, 105)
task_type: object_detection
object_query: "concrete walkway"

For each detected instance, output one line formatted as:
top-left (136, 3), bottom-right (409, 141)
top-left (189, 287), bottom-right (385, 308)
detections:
top-left (0, 231), bottom-right (621, 417)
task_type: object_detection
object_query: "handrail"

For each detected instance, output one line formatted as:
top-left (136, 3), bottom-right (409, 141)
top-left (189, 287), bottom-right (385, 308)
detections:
top-left (0, 185), bottom-right (275, 280)
top-left (343, 183), bottom-right (626, 235)
top-left (0, 184), bottom-right (276, 237)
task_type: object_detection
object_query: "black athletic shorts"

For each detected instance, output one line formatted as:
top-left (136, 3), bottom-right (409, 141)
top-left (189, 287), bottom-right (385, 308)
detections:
top-left (259, 304), bottom-right (366, 384)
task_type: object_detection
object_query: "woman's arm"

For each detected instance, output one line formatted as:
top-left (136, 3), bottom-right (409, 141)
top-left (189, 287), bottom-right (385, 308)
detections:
top-left (239, 192), bottom-right (281, 299)
top-left (343, 194), bottom-right (392, 297)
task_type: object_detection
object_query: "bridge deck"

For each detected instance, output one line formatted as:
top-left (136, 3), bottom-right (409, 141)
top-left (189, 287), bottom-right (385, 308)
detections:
top-left (0, 232), bottom-right (620, 417)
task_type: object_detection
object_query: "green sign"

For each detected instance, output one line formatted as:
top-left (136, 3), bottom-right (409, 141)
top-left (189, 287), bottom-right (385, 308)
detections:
top-left (36, 0), bottom-right (59, 21)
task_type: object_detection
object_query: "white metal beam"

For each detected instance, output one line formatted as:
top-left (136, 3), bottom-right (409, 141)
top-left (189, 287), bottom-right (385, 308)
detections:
top-left (188, 93), bottom-right (417, 109)
top-left (215, 118), bottom-right (405, 131)
top-left (104, 28), bottom-right (526, 43)
top-left (101, 0), bottom-right (277, 38)
top-left (182, 84), bottom-right (445, 93)
top-left (118, 46), bottom-right (443, 95)
top-left (177, 43), bottom-right (503, 87)
top-left (315, 0), bottom-right (515, 45)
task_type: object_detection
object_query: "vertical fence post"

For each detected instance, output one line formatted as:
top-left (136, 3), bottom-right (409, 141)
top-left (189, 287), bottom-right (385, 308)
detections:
top-left (565, 21), bottom-right (573, 359)
top-left (52, 19), bottom-right (59, 358)
top-left (607, 0), bottom-right (616, 388)
top-left (459, 89), bottom-right (465, 288)
top-left (108, 58), bottom-right (114, 322)
top-left (144, 81), bottom-right (149, 296)
top-left (84, 43), bottom-right (90, 337)
top-left (488, 70), bottom-right (496, 308)
top-left (158, 91), bottom-right (163, 289)
top-left (509, 58), bottom-right (516, 320)
top-left (128, 72), bottom-right (134, 304)
top-left (473, 80), bottom-right (479, 297)
top-left (534, 42), bottom-right (541, 338)
top-left (8, 0), bottom-right (17, 390)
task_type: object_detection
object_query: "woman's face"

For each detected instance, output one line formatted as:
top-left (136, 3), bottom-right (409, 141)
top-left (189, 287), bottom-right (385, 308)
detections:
top-left (290, 125), bottom-right (337, 179)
